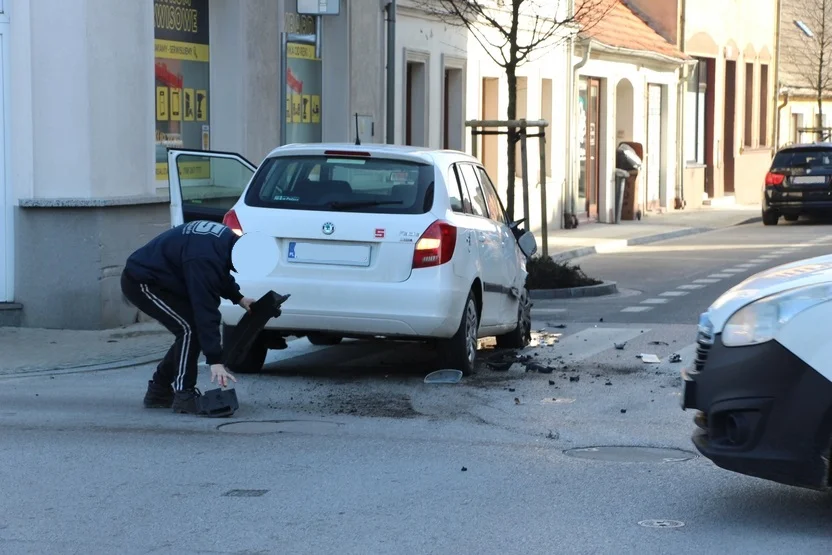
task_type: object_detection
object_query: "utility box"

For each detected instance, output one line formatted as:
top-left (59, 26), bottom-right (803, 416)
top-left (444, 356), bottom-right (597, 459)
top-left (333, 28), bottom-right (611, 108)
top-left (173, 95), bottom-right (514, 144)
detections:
top-left (616, 142), bottom-right (643, 221)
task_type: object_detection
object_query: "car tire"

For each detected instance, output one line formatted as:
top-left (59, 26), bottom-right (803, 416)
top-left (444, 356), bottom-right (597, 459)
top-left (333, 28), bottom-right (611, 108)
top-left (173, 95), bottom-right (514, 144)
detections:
top-left (783, 214), bottom-right (799, 222)
top-left (496, 288), bottom-right (531, 350)
top-left (221, 324), bottom-right (268, 374)
top-left (439, 291), bottom-right (479, 376)
top-left (307, 333), bottom-right (343, 346)
top-left (762, 210), bottom-right (779, 226)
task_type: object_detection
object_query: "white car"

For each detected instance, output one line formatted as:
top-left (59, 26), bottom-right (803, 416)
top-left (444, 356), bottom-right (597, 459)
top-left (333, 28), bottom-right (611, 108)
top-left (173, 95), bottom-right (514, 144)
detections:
top-left (166, 144), bottom-right (538, 375)
top-left (682, 255), bottom-right (832, 490)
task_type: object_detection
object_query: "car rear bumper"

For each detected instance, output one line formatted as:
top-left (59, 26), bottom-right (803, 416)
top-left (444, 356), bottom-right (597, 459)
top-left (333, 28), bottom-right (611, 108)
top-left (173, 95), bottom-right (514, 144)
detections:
top-left (220, 265), bottom-right (470, 339)
top-left (681, 337), bottom-right (832, 491)
top-left (764, 188), bottom-right (832, 213)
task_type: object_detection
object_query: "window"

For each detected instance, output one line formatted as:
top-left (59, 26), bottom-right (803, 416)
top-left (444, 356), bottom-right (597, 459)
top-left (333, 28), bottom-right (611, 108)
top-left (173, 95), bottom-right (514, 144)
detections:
top-left (685, 57), bottom-right (709, 164)
top-left (515, 77), bottom-right (528, 178)
top-left (447, 166), bottom-right (467, 213)
top-left (541, 79), bottom-right (553, 177)
top-left (244, 155), bottom-right (435, 214)
top-left (405, 59), bottom-right (428, 146)
top-left (457, 163), bottom-right (488, 218)
top-left (744, 63), bottom-right (754, 147)
top-left (477, 167), bottom-right (508, 225)
top-left (792, 113), bottom-right (804, 144)
top-left (759, 64), bottom-right (769, 146)
top-left (771, 148), bottom-right (832, 169)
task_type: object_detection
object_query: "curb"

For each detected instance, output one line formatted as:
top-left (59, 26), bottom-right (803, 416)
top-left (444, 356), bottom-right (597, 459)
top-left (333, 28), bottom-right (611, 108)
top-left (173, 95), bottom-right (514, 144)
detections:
top-left (529, 280), bottom-right (618, 299)
top-left (0, 351), bottom-right (167, 380)
top-left (735, 216), bottom-right (762, 226)
top-left (551, 226), bottom-right (717, 262)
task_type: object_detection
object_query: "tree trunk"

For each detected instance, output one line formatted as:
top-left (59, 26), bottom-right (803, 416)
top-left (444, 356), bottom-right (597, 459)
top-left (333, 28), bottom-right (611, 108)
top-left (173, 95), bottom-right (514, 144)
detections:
top-left (505, 65), bottom-right (517, 222)
top-left (818, 96), bottom-right (824, 142)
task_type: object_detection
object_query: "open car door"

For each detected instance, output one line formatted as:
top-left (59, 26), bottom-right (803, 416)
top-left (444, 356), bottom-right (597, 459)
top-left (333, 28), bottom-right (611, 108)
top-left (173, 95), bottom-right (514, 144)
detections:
top-left (166, 148), bottom-right (257, 227)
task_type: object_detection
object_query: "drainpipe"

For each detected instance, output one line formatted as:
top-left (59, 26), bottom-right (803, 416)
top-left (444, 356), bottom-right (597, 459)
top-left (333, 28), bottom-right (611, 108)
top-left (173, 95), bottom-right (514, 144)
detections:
top-left (772, 0), bottom-right (783, 149)
top-left (385, 0), bottom-right (397, 144)
top-left (567, 39), bottom-right (591, 226)
top-left (675, 0), bottom-right (688, 209)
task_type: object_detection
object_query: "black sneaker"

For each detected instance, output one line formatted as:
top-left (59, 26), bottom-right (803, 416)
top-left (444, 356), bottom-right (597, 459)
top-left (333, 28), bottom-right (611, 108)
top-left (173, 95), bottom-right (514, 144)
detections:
top-left (172, 388), bottom-right (202, 414)
top-left (143, 380), bottom-right (174, 409)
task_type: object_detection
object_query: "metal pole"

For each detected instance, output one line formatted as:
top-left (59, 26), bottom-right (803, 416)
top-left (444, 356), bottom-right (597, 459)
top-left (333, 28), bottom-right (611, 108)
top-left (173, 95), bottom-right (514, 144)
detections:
top-left (471, 126), bottom-right (478, 158)
top-left (520, 122), bottom-right (530, 230)
top-left (315, 16), bottom-right (322, 59)
top-left (280, 32), bottom-right (288, 146)
top-left (538, 127), bottom-right (548, 258)
top-left (386, 0), bottom-right (397, 144)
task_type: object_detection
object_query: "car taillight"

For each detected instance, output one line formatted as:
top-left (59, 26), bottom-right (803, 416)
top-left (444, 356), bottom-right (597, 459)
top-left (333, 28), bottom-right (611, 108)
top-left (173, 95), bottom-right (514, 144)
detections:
top-left (222, 209), bottom-right (243, 235)
top-left (765, 172), bottom-right (785, 186)
top-left (412, 221), bottom-right (457, 269)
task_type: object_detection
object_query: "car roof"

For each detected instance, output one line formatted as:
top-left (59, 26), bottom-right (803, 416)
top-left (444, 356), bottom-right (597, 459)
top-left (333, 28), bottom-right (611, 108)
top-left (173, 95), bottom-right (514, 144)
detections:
top-left (776, 142), bottom-right (832, 153)
top-left (264, 142), bottom-right (480, 164)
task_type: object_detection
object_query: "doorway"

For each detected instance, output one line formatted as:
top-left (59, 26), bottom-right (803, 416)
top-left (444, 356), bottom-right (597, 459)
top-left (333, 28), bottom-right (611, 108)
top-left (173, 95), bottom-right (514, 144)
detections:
top-left (723, 60), bottom-right (737, 194)
top-left (443, 67), bottom-right (463, 150)
top-left (0, 19), bottom-right (9, 302)
top-left (405, 61), bottom-right (427, 146)
top-left (645, 84), bottom-right (664, 211)
top-left (578, 77), bottom-right (601, 219)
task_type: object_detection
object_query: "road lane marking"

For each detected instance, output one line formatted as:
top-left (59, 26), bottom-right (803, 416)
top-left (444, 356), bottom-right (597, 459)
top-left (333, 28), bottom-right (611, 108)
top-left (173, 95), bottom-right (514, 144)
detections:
top-left (660, 291), bottom-right (689, 296)
top-left (621, 306), bottom-right (652, 312)
top-left (641, 298), bottom-right (669, 304)
top-left (736, 263), bottom-right (757, 268)
top-left (693, 279), bottom-right (720, 284)
top-left (708, 274), bottom-right (732, 278)
top-left (532, 308), bottom-right (567, 313)
top-left (678, 284), bottom-right (705, 290)
top-left (721, 269), bottom-right (745, 273)
top-left (749, 258), bottom-right (767, 263)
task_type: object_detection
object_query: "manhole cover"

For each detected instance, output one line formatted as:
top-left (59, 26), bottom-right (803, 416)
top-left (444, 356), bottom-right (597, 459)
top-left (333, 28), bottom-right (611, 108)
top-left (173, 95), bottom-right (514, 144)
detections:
top-left (638, 519), bottom-right (685, 529)
top-left (563, 446), bottom-right (696, 463)
top-left (217, 420), bottom-right (341, 434)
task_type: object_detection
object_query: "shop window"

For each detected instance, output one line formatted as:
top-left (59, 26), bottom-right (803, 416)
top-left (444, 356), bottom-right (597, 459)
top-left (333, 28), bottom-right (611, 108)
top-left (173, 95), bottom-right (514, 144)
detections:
top-left (744, 62), bottom-right (754, 147)
top-left (685, 57), bottom-right (708, 164)
top-left (759, 64), bottom-right (768, 146)
top-left (154, 0), bottom-right (211, 188)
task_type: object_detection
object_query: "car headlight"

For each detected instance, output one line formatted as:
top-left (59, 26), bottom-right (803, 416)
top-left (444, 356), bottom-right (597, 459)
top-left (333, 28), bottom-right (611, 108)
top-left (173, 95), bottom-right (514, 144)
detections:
top-left (722, 283), bottom-right (832, 347)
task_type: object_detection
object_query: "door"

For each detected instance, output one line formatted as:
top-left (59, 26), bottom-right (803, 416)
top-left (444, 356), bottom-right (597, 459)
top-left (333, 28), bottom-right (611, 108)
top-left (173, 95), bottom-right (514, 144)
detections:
top-left (723, 60), bottom-right (737, 194)
top-left (455, 162), bottom-right (504, 327)
top-left (167, 149), bottom-right (257, 227)
top-left (645, 84), bottom-right (663, 211)
top-left (579, 77), bottom-right (601, 219)
top-left (0, 18), bottom-right (9, 302)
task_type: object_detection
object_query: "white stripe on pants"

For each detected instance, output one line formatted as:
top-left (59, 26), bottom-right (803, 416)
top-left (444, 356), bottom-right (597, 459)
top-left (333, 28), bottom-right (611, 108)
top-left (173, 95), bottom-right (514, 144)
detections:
top-left (140, 284), bottom-right (193, 391)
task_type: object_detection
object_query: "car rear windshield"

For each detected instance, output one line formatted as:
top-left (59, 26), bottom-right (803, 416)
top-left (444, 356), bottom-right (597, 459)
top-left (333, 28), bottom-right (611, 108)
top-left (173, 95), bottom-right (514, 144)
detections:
top-left (244, 154), bottom-right (435, 214)
top-left (771, 149), bottom-right (832, 170)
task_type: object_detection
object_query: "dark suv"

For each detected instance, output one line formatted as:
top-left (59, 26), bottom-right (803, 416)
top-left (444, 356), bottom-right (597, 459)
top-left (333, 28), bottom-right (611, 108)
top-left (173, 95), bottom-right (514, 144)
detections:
top-left (762, 143), bottom-right (832, 225)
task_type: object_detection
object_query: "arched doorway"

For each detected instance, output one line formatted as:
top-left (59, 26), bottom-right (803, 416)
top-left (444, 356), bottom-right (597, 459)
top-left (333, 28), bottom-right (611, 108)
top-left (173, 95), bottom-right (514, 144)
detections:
top-left (615, 78), bottom-right (634, 143)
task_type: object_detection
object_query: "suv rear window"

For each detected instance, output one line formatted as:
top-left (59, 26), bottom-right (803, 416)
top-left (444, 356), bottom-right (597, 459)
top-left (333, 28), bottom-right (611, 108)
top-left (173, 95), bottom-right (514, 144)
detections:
top-left (771, 149), bottom-right (832, 170)
top-left (244, 155), bottom-right (435, 214)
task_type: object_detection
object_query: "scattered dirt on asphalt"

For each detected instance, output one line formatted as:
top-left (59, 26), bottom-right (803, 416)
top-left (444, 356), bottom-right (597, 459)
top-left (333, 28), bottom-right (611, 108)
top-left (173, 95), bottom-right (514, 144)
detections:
top-left (322, 393), bottom-right (421, 418)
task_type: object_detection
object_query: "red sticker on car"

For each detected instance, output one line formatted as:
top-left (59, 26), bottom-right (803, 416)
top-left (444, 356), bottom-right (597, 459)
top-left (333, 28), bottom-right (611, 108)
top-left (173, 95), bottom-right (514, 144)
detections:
top-left (375, 228), bottom-right (385, 238)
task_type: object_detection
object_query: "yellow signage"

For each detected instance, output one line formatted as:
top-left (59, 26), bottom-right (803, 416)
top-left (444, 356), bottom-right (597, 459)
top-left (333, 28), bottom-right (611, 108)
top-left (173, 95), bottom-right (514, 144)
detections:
top-left (311, 95), bottom-right (321, 123)
top-left (156, 87), bottom-right (169, 121)
top-left (287, 43), bottom-right (317, 60)
top-left (183, 88), bottom-right (195, 121)
top-left (302, 94), bottom-right (311, 123)
top-left (292, 94), bottom-right (302, 123)
top-left (155, 161), bottom-right (211, 181)
top-left (196, 89), bottom-right (207, 121)
top-left (170, 88), bottom-right (182, 121)
top-left (154, 39), bottom-right (210, 63)
top-left (286, 96), bottom-right (292, 123)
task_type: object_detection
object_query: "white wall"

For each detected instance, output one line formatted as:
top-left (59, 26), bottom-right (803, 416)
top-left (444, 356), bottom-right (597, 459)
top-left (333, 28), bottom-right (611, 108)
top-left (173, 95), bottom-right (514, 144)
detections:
top-left (0, 11), bottom-right (9, 302)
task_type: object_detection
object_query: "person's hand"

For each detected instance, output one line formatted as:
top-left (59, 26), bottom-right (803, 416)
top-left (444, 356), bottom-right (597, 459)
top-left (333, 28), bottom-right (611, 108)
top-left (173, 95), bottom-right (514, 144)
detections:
top-left (239, 297), bottom-right (256, 312)
top-left (210, 364), bottom-right (237, 388)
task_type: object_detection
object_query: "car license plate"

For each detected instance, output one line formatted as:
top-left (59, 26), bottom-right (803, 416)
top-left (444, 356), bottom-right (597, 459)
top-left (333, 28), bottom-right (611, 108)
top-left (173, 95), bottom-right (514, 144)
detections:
top-left (287, 241), bottom-right (371, 267)
top-left (792, 175), bottom-right (827, 185)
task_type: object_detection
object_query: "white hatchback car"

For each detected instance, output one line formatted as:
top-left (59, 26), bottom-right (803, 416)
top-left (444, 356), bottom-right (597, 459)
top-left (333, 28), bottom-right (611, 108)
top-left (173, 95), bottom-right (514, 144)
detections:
top-left (166, 144), bottom-right (538, 375)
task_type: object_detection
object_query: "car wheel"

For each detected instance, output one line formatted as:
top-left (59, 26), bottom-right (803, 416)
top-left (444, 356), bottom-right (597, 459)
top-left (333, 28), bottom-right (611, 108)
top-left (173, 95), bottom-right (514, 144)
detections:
top-left (496, 288), bottom-right (531, 350)
top-left (762, 210), bottom-right (779, 226)
top-left (784, 214), bottom-right (799, 222)
top-left (307, 333), bottom-right (343, 346)
top-left (439, 291), bottom-right (479, 375)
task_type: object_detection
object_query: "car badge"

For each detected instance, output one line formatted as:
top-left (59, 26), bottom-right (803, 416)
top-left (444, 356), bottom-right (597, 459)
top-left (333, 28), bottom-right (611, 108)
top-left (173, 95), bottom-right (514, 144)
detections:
top-left (322, 222), bottom-right (335, 235)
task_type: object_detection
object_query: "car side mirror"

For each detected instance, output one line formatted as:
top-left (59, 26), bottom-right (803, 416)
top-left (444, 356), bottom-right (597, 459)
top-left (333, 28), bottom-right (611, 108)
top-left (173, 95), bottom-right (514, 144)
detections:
top-left (517, 230), bottom-right (537, 259)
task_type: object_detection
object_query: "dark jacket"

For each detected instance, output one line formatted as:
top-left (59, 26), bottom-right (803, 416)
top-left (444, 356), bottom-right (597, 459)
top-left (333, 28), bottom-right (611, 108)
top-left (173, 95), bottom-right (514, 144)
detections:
top-left (124, 221), bottom-right (244, 365)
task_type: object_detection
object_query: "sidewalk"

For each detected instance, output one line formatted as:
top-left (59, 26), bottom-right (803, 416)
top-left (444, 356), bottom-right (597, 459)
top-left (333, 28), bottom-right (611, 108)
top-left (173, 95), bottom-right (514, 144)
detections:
top-left (538, 204), bottom-right (762, 261)
top-left (0, 322), bottom-right (171, 377)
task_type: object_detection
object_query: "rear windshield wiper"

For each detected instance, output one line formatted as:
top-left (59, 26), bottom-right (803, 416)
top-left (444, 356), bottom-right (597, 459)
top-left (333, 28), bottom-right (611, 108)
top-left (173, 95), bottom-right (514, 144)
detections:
top-left (327, 200), bottom-right (404, 211)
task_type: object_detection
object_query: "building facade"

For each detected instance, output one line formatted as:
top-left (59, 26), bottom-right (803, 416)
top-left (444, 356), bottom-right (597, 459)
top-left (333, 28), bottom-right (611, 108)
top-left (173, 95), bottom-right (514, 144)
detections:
top-left (2, 0), bottom-right (465, 330)
top-left (569, 0), bottom-right (690, 224)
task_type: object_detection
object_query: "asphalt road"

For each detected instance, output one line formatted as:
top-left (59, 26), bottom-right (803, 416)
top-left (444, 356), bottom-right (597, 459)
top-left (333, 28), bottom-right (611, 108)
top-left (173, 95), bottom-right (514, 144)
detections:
top-left (1, 219), bottom-right (832, 554)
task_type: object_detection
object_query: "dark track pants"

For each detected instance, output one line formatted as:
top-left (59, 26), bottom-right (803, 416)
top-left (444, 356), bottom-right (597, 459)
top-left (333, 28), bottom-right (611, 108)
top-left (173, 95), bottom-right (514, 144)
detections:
top-left (121, 269), bottom-right (201, 391)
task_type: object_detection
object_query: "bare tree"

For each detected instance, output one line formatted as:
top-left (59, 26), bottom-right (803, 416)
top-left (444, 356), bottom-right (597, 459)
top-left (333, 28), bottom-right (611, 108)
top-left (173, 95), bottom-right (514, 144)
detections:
top-left (418, 0), bottom-right (615, 220)
top-left (783, 0), bottom-right (832, 141)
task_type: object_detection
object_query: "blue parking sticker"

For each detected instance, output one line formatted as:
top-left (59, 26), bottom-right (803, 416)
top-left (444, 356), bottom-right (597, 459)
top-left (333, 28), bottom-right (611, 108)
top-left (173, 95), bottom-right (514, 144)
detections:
top-left (288, 241), bottom-right (297, 259)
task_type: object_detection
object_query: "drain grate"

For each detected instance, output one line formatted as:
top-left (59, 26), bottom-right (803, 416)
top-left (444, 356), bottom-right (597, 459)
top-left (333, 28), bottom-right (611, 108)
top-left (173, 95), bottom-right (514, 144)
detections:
top-left (638, 519), bottom-right (685, 529)
top-left (223, 489), bottom-right (269, 497)
top-left (563, 446), bottom-right (696, 463)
